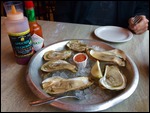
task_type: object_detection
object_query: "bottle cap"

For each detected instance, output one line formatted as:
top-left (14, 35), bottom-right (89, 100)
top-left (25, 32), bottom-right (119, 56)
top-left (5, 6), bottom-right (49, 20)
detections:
top-left (3, 1), bottom-right (24, 20)
top-left (24, 1), bottom-right (34, 9)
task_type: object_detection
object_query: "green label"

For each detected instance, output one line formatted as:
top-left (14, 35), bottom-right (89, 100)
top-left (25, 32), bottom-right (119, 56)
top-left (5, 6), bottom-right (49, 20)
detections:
top-left (9, 29), bottom-right (34, 57)
top-left (26, 8), bottom-right (36, 22)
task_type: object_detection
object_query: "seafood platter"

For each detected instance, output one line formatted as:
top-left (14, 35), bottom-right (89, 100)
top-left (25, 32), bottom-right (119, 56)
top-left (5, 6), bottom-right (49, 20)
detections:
top-left (26, 39), bottom-right (139, 112)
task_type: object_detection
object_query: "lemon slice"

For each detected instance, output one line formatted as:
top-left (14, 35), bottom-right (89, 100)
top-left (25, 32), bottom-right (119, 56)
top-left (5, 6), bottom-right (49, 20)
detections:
top-left (91, 60), bottom-right (103, 79)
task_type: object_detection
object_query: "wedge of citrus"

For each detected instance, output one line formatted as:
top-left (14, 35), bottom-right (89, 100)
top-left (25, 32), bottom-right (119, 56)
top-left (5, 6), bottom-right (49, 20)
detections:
top-left (91, 60), bottom-right (103, 79)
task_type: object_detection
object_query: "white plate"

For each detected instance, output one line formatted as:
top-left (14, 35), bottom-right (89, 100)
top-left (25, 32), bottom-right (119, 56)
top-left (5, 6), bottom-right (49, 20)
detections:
top-left (94, 26), bottom-right (133, 43)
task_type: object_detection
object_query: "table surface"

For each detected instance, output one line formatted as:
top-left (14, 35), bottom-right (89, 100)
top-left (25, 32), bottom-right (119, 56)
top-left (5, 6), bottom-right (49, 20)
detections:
top-left (1, 17), bottom-right (149, 112)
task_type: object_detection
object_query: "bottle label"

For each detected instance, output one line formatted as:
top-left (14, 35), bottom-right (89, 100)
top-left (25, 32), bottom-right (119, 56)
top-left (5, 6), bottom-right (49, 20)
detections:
top-left (31, 33), bottom-right (44, 51)
top-left (25, 8), bottom-right (36, 22)
top-left (8, 29), bottom-right (34, 57)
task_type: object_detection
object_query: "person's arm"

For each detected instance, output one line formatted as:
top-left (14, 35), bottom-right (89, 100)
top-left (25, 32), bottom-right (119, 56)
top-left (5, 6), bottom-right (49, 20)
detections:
top-left (128, 1), bottom-right (149, 34)
top-left (128, 15), bottom-right (149, 34)
top-left (134, 1), bottom-right (149, 19)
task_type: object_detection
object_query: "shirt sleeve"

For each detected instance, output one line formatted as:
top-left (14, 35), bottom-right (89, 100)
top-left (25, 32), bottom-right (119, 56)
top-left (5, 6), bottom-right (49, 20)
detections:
top-left (134, 1), bottom-right (149, 19)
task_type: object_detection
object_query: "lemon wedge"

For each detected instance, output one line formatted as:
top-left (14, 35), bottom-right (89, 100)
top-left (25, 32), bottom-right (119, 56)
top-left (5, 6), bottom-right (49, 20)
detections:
top-left (91, 60), bottom-right (103, 79)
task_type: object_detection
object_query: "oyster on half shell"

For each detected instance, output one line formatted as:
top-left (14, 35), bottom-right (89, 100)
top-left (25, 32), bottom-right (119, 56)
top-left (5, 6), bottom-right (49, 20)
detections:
top-left (89, 49), bottom-right (126, 66)
top-left (43, 50), bottom-right (72, 61)
top-left (99, 65), bottom-right (126, 90)
top-left (42, 76), bottom-right (94, 94)
top-left (66, 40), bottom-right (87, 52)
top-left (41, 60), bottom-right (77, 73)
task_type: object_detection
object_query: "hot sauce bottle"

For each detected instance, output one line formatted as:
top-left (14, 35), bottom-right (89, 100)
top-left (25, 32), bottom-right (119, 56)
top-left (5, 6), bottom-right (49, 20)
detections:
top-left (24, 1), bottom-right (44, 52)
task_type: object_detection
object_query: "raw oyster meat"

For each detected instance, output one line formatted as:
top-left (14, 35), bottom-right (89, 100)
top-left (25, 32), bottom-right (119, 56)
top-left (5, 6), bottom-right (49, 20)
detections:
top-left (41, 60), bottom-right (77, 73)
top-left (66, 40), bottom-right (87, 52)
top-left (42, 76), bottom-right (94, 94)
top-left (43, 50), bottom-right (72, 61)
top-left (89, 49), bottom-right (126, 66)
top-left (99, 65), bottom-right (126, 90)
top-left (98, 49), bottom-right (126, 60)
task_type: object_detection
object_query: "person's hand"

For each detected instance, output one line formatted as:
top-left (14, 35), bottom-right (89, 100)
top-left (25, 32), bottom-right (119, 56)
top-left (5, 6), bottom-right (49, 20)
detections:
top-left (128, 15), bottom-right (149, 35)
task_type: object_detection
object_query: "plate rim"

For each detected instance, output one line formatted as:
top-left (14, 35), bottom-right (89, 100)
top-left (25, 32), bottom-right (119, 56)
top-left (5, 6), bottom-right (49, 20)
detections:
top-left (94, 26), bottom-right (133, 43)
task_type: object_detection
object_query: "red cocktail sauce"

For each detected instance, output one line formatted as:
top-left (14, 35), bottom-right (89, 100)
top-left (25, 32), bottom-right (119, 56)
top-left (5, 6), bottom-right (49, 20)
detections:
top-left (74, 53), bottom-right (86, 62)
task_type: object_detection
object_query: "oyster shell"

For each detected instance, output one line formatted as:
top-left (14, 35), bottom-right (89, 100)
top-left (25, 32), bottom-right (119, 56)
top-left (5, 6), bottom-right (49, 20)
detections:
top-left (89, 49), bottom-right (126, 66)
top-left (43, 50), bottom-right (72, 61)
top-left (41, 60), bottom-right (77, 73)
top-left (99, 49), bottom-right (126, 60)
top-left (42, 76), bottom-right (94, 94)
top-left (66, 40), bottom-right (87, 52)
top-left (99, 65), bottom-right (126, 90)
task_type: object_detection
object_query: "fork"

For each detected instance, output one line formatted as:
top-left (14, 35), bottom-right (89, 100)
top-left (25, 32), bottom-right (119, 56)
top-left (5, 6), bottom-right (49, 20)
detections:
top-left (133, 15), bottom-right (142, 25)
top-left (30, 94), bottom-right (81, 106)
